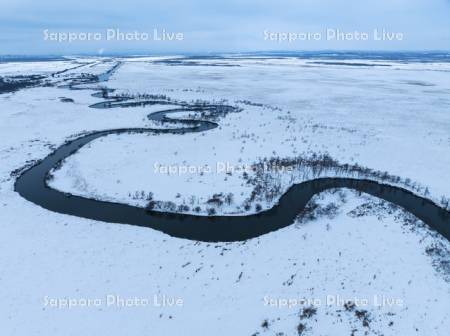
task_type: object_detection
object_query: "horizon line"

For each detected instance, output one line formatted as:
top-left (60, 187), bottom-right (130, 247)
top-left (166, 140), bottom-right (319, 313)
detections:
top-left (1, 49), bottom-right (450, 58)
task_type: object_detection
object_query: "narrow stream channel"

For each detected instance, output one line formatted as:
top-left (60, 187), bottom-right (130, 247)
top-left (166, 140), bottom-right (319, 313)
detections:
top-left (13, 66), bottom-right (450, 242)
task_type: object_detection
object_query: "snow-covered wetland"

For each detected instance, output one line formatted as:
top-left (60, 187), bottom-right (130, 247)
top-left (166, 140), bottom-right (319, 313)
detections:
top-left (1, 54), bottom-right (450, 335)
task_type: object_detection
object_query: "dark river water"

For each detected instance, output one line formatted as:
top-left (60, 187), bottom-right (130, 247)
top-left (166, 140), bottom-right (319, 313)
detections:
top-left (13, 69), bottom-right (450, 242)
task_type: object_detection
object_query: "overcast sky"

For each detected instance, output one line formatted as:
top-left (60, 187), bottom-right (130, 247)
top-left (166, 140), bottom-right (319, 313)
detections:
top-left (1, 0), bottom-right (449, 55)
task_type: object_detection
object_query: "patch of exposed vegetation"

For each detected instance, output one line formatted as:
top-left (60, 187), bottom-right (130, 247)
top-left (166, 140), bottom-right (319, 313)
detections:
top-left (0, 75), bottom-right (45, 94)
top-left (242, 153), bottom-right (450, 212)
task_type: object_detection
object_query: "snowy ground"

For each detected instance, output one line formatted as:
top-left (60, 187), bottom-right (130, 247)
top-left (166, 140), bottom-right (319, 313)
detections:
top-left (1, 56), bottom-right (450, 335)
top-left (48, 57), bottom-right (450, 214)
top-left (0, 60), bottom-right (75, 76)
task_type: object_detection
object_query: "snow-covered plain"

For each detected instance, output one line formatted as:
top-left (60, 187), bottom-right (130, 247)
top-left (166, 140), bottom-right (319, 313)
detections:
top-left (49, 58), bottom-right (450, 214)
top-left (1, 56), bottom-right (450, 335)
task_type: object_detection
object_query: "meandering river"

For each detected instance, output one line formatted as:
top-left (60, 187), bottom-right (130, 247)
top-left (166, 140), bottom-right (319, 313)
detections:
top-left (14, 65), bottom-right (450, 242)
